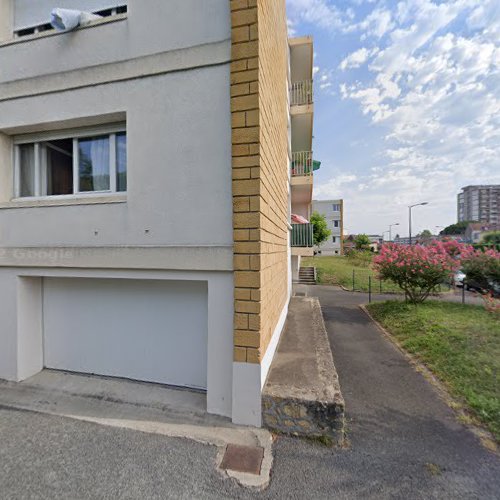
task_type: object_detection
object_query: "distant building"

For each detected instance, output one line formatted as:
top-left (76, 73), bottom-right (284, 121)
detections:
top-left (312, 200), bottom-right (344, 255)
top-left (465, 222), bottom-right (500, 244)
top-left (367, 235), bottom-right (382, 252)
top-left (458, 185), bottom-right (500, 224)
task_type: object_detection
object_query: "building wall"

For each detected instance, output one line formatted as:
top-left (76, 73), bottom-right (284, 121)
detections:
top-left (312, 199), bottom-right (343, 255)
top-left (14, 0), bottom-right (126, 29)
top-left (458, 185), bottom-right (500, 225)
top-left (0, 1), bottom-right (236, 418)
top-left (292, 202), bottom-right (310, 220)
top-left (230, 0), bottom-right (290, 425)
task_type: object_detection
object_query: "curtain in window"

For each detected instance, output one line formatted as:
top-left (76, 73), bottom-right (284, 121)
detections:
top-left (116, 133), bottom-right (127, 192)
top-left (19, 144), bottom-right (35, 197)
top-left (79, 137), bottom-right (110, 192)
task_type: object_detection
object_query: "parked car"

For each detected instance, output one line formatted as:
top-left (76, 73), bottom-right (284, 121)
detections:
top-left (463, 276), bottom-right (500, 298)
top-left (453, 270), bottom-right (466, 287)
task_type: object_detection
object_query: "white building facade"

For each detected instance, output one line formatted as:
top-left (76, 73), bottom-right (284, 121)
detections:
top-left (312, 199), bottom-right (344, 255)
top-left (0, 0), bottom-right (315, 427)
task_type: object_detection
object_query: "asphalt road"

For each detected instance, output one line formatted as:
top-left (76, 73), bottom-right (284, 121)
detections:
top-left (0, 286), bottom-right (498, 499)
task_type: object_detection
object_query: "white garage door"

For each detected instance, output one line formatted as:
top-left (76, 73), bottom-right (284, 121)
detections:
top-left (43, 278), bottom-right (208, 390)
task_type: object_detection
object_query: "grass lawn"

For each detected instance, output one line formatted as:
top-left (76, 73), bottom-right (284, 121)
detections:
top-left (367, 300), bottom-right (500, 441)
top-left (302, 255), bottom-right (403, 293)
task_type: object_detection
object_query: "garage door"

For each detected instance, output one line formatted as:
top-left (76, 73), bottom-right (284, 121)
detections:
top-left (43, 278), bottom-right (208, 390)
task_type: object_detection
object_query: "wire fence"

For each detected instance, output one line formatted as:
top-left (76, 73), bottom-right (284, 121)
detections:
top-left (347, 268), bottom-right (480, 305)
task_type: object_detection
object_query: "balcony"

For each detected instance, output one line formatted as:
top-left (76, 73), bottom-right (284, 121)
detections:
top-left (291, 151), bottom-right (313, 177)
top-left (291, 151), bottom-right (322, 177)
top-left (290, 80), bottom-right (314, 107)
top-left (291, 223), bottom-right (314, 247)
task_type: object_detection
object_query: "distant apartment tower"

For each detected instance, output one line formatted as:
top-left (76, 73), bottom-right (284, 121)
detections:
top-left (312, 200), bottom-right (344, 255)
top-left (458, 185), bottom-right (500, 224)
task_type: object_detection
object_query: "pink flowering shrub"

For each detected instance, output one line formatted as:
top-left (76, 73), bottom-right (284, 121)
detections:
top-left (481, 293), bottom-right (500, 317)
top-left (461, 248), bottom-right (500, 293)
top-left (374, 243), bottom-right (461, 304)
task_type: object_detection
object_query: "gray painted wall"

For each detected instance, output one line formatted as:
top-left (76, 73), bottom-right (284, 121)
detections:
top-left (2, 0), bottom-right (230, 83)
top-left (15, 0), bottom-right (127, 29)
top-left (0, 0), bottom-right (236, 421)
top-left (0, 0), bottom-right (233, 249)
top-left (0, 67), bottom-right (233, 247)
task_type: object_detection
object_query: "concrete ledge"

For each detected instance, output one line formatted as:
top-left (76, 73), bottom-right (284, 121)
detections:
top-left (262, 297), bottom-right (345, 444)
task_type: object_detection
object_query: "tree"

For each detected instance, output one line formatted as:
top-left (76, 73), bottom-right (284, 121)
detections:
top-left (310, 211), bottom-right (332, 247)
top-left (482, 231), bottom-right (500, 245)
top-left (419, 229), bottom-right (433, 238)
top-left (440, 221), bottom-right (476, 235)
top-left (354, 234), bottom-right (371, 251)
top-left (374, 242), bottom-right (460, 304)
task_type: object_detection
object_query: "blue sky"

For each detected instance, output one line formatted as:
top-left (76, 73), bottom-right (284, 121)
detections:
top-left (287, 0), bottom-right (500, 237)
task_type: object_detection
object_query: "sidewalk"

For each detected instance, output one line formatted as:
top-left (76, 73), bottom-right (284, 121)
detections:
top-left (284, 284), bottom-right (500, 498)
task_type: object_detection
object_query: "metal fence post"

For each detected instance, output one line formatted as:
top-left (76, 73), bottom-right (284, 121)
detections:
top-left (379, 279), bottom-right (382, 294)
top-left (352, 269), bottom-right (355, 292)
top-left (462, 281), bottom-right (465, 304)
top-left (369, 276), bottom-right (372, 303)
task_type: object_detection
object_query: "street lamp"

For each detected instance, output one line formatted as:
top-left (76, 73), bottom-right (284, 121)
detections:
top-left (409, 202), bottom-right (429, 245)
top-left (389, 223), bottom-right (399, 242)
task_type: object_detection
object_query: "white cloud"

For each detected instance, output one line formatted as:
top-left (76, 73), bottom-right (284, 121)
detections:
top-left (356, 8), bottom-right (394, 38)
top-left (339, 47), bottom-right (378, 70)
top-left (297, 0), bottom-right (500, 232)
top-left (286, 0), bottom-right (348, 31)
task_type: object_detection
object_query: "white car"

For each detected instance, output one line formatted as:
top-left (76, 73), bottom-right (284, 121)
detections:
top-left (453, 270), bottom-right (466, 287)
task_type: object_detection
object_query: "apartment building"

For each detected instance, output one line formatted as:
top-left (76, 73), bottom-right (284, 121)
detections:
top-left (289, 37), bottom-right (318, 280)
top-left (312, 200), bottom-right (343, 255)
top-left (0, 0), bottom-right (315, 427)
top-left (458, 185), bottom-right (500, 225)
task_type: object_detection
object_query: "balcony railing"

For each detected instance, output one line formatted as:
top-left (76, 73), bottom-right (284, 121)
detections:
top-left (290, 80), bottom-right (314, 106)
top-left (291, 151), bottom-right (313, 177)
top-left (291, 223), bottom-right (314, 247)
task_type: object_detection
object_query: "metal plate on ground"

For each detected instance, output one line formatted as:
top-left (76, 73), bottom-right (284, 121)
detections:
top-left (220, 444), bottom-right (264, 475)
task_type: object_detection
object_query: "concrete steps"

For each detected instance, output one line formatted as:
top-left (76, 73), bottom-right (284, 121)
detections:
top-left (298, 266), bottom-right (316, 285)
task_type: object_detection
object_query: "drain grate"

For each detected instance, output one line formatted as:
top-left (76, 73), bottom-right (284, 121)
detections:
top-left (220, 444), bottom-right (264, 475)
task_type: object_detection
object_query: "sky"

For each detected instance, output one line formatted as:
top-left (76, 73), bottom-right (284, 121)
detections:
top-left (286, 0), bottom-right (500, 237)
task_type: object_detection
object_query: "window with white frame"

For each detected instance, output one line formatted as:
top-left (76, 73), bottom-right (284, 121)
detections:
top-left (14, 126), bottom-right (127, 198)
top-left (333, 220), bottom-right (339, 228)
top-left (332, 204), bottom-right (341, 212)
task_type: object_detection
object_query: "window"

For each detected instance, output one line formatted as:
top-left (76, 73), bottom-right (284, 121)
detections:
top-left (14, 126), bottom-right (127, 198)
top-left (14, 4), bottom-right (127, 38)
top-left (333, 220), bottom-right (339, 228)
top-left (332, 236), bottom-right (336, 243)
top-left (332, 204), bottom-right (341, 212)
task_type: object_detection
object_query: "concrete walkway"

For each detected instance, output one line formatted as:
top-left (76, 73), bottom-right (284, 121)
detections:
top-left (284, 284), bottom-right (500, 498)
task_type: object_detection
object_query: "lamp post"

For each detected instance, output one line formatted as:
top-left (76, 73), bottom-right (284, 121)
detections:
top-left (389, 223), bottom-right (399, 242)
top-left (409, 202), bottom-right (429, 245)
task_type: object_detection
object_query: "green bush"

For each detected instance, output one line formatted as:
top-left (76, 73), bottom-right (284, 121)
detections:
top-left (346, 250), bottom-right (373, 268)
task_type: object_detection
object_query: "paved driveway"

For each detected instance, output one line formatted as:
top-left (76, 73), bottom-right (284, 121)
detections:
top-left (0, 286), bottom-right (499, 499)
